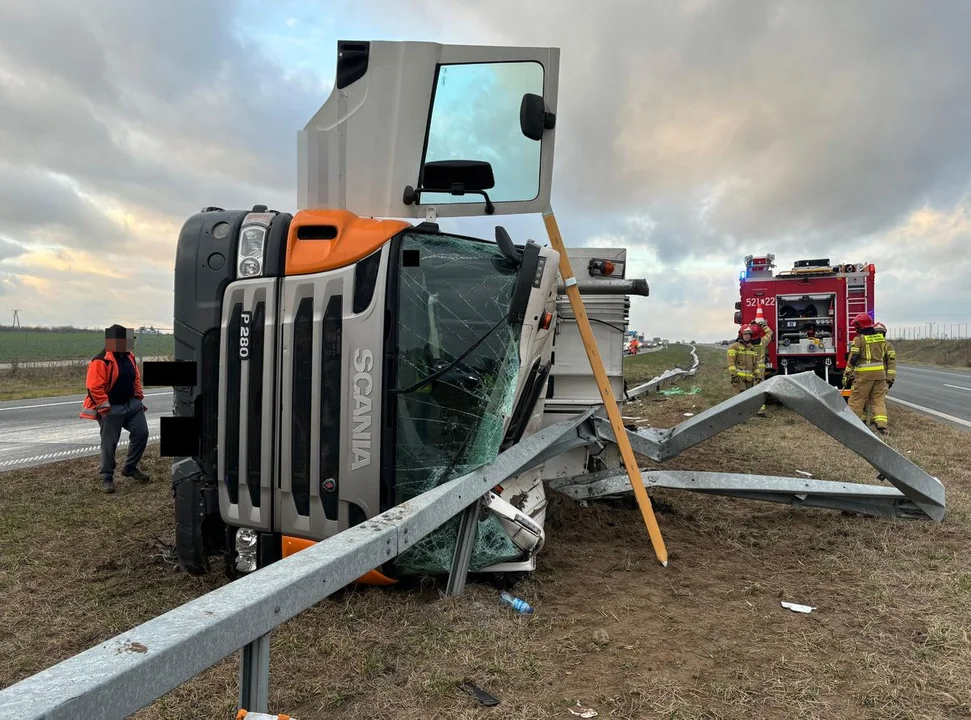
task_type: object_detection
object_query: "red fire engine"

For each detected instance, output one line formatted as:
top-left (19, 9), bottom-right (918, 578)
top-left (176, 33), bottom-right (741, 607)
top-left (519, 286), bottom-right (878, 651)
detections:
top-left (734, 254), bottom-right (875, 388)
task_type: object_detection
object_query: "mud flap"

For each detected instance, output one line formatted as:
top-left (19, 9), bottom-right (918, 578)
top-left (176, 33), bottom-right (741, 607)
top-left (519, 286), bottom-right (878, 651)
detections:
top-left (173, 458), bottom-right (224, 575)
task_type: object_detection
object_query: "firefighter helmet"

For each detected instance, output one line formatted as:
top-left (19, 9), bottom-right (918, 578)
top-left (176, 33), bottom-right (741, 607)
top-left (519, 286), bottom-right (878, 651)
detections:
top-left (874, 321), bottom-right (887, 334)
top-left (740, 325), bottom-right (753, 337)
top-left (853, 312), bottom-right (873, 329)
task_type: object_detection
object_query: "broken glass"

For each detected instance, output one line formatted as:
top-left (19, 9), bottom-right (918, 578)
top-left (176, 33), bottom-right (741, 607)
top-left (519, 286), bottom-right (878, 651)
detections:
top-left (389, 230), bottom-right (527, 576)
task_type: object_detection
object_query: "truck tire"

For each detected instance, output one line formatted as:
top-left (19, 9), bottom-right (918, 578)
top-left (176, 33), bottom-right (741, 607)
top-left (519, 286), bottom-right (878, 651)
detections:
top-left (173, 459), bottom-right (223, 576)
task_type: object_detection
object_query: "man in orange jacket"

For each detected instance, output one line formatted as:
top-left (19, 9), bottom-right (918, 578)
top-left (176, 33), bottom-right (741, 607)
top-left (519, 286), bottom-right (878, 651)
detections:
top-left (80, 324), bottom-right (150, 493)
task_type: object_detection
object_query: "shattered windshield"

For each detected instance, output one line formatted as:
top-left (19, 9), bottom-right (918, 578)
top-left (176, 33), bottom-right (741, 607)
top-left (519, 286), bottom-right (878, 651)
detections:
top-left (389, 230), bottom-right (526, 575)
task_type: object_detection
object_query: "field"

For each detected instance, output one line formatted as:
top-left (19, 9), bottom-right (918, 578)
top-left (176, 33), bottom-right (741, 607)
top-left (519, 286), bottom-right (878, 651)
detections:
top-left (0, 327), bottom-right (174, 364)
top-left (890, 339), bottom-right (971, 369)
top-left (0, 327), bottom-right (174, 401)
top-left (624, 344), bottom-right (696, 386)
top-left (2, 348), bottom-right (970, 718)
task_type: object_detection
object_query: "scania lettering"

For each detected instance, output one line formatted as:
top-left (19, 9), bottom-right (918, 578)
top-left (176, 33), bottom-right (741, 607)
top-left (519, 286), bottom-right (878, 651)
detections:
top-left (351, 348), bottom-right (374, 471)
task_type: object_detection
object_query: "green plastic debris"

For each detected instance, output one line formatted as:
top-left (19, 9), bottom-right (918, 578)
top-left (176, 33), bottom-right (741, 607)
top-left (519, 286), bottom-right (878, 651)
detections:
top-left (658, 386), bottom-right (702, 396)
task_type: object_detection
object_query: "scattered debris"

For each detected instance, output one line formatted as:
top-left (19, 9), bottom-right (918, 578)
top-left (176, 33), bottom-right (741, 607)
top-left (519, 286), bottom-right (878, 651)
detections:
top-left (684, 412), bottom-right (695, 417)
top-left (569, 703), bottom-right (598, 718)
top-left (781, 601), bottom-right (815, 614)
top-left (499, 591), bottom-right (533, 614)
top-left (658, 386), bottom-right (702, 396)
top-left (795, 470), bottom-right (814, 478)
top-left (458, 680), bottom-right (500, 707)
top-left (592, 629), bottom-right (609, 645)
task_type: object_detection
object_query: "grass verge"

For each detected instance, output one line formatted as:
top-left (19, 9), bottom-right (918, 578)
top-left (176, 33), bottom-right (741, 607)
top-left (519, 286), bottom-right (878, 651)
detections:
top-left (1, 347), bottom-right (969, 718)
top-left (890, 339), bottom-right (971, 369)
top-left (0, 357), bottom-right (172, 402)
top-left (623, 343), bottom-right (695, 386)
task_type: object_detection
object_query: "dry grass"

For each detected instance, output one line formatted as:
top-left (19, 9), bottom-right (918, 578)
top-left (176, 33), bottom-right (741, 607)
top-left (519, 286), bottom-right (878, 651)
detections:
top-left (2, 347), bottom-right (970, 718)
top-left (0, 356), bottom-right (173, 401)
top-left (891, 339), bottom-right (971, 369)
top-left (624, 344), bottom-right (696, 386)
top-left (0, 363), bottom-right (90, 401)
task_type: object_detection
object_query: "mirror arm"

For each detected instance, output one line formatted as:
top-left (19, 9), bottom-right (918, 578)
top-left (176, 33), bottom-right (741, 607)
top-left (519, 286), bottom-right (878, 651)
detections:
top-left (402, 185), bottom-right (495, 215)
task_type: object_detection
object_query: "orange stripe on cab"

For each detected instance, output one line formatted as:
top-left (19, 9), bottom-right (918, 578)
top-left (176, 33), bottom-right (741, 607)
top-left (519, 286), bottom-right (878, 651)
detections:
top-left (285, 209), bottom-right (410, 275)
top-left (281, 535), bottom-right (398, 586)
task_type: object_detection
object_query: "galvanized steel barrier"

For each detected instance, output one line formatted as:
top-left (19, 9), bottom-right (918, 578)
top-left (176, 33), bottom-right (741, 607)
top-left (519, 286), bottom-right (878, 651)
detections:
top-left (0, 414), bottom-right (591, 720)
top-left (625, 344), bottom-right (700, 400)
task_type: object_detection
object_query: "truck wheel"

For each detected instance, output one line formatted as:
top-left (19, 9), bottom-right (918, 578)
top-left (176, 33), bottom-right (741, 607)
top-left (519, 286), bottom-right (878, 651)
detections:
top-left (173, 460), bottom-right (222, 576)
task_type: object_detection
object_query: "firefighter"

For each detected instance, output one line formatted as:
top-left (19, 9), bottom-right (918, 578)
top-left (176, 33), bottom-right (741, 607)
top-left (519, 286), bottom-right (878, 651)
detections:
top-left (80, 324), bottom-right (151, 493)
top-left (860, 321), bottom-right (890, 425)
top-left (749, 322), bottom-right (769, 417)
top-left (728, 326), bottom-right (765, 415)
top-left (842, 314), bottom-right (896, 434)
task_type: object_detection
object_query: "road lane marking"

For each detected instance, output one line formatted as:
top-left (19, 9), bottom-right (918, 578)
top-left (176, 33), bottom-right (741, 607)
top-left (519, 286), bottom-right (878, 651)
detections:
top-left (0, 436), bottom-right (161, 471)
top-left (0, 391), bottom-right (171, 413)
top-left (943, 384), bottom-right (971, 393)
top-left (886, 397), bottom-right (971, 429)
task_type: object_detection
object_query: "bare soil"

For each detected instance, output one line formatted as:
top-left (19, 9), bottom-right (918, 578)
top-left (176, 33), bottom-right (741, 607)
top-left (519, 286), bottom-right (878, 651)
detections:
top-left (2, 347), bottom-right (969, 718)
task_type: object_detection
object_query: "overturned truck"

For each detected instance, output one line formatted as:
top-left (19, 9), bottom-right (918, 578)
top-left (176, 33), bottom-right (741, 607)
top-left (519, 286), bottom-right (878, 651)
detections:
top-left (169, 39), bottom-right (944, 590)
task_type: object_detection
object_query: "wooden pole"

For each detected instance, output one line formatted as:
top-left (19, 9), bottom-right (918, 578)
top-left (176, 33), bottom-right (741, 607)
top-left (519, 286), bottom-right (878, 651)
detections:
top-left (542, 207), bottom-right (669, 566)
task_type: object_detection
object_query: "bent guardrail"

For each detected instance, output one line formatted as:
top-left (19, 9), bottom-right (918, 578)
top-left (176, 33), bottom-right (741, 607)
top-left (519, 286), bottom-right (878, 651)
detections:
top-left (0, 414), bottom-right (591, 719)
top-left (625, 344), bottom-right (700, 400)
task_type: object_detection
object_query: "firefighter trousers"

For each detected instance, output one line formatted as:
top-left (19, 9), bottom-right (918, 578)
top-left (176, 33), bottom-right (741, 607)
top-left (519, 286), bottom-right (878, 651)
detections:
top-left (732, 377), bottom-right (767, 414)
top-left (848, 377), bottom-right (889, 429)
top-left (731, 376), bottom-right (753, 394)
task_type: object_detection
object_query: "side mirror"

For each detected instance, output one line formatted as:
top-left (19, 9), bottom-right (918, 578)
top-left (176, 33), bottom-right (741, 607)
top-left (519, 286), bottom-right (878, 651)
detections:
top-left (520, 93), bottom-right (556, 141)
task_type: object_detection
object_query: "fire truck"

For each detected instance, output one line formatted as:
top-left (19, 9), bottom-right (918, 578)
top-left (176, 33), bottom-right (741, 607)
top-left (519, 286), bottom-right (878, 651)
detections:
top-left (734, 254), bottom-right (876, 388)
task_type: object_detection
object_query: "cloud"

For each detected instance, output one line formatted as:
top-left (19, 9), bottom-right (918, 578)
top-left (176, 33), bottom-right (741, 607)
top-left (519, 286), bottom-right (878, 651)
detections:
top-left (0, 0), bottom-right (325, 247)
top-left (350, 0), bottom-right (971, 264)
top-left (0, 0), bottom-right (969, 343)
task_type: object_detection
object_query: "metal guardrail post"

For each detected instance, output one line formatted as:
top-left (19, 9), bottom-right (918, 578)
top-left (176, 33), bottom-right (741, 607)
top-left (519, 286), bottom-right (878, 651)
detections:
top-left (238, 632), bottom-right (272, 713)
top-left (445, 499), bottom-right (480, 597)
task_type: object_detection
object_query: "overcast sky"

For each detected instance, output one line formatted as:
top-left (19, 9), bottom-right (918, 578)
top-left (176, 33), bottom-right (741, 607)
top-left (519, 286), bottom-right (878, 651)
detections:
top-left (1, 0), bottom-right (969, 341)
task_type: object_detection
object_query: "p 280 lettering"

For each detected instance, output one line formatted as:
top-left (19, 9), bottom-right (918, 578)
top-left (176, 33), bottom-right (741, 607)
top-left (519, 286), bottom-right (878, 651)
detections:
top-left (745, 297), bottom-right (776, 307)
top-left (239, 311), bottom-right (252, 359)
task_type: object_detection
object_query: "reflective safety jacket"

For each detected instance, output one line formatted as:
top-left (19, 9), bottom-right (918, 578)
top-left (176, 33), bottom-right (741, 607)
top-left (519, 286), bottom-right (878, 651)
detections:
top-left (759, 325), bottom-right (773, 349)
top-left (728, 339), bottom-right (764, 381)
top-left (847, 329), bottom-right (896, 381)
top-left (79, 350), bottom-right (144, 420)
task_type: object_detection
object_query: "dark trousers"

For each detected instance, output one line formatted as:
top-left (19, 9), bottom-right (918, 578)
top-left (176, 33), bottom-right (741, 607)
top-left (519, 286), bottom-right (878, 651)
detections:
top-left (96, 398), bottom-right (149, 480)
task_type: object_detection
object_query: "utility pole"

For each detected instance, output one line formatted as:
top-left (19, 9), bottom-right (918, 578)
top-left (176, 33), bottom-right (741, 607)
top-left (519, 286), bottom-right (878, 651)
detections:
top-left (12, 309), bottom-right (21, 329)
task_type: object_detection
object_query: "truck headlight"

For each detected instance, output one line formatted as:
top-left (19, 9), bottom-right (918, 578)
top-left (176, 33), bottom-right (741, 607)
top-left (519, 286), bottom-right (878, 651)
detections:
top-left (235, 528), bottom-right (258, 551)
top-left (234, 528), bottom-right (258, 573)
top-left (236, 213), bottom-right (271, 278)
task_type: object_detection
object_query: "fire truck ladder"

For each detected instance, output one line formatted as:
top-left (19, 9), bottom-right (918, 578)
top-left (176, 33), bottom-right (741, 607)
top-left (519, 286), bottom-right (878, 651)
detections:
top-left (845, 267), bottom-right (869, 348)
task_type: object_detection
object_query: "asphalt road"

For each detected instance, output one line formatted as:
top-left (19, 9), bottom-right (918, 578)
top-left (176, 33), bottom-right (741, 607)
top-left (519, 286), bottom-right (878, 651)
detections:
top-left (0, 390), bottom-right (172, 473)
top-left (886, 363), bottom-right (971, 431)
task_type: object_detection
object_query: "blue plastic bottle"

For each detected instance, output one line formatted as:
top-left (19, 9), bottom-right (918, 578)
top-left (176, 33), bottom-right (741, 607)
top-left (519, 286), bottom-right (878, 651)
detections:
top-left (499, 591), bottom-right (533, 614)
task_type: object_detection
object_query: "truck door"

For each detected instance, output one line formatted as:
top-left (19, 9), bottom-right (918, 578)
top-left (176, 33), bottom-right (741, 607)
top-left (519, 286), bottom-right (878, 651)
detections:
top-left (299, 41), bottom-right (560, 220)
